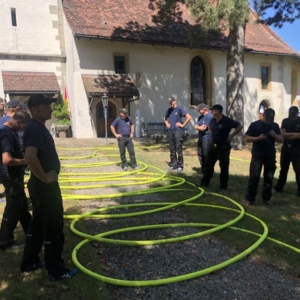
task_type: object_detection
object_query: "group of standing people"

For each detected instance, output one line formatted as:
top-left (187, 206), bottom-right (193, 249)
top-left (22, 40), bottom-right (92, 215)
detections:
top-left (0, 94), bottom-right (77, 282)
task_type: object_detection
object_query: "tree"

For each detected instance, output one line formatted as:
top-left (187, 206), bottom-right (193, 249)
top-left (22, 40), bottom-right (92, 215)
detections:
top-left (151, 0), bottom-right (250, 149)
top-left (253, 0), bottom-right (300, 28)
top-left (52, 94), bottom-right (71, 125)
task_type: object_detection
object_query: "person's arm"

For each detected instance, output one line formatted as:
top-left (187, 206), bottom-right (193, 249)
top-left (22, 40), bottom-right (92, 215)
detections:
top-left (245, 134), bottom-right (267, 143)
top-left (130, 124), bottom-right (135, 138)
top-left (110, 125), bottom-right (121, 138)
top-left (2, 152), bottom-right (25, 166)
top-left (227, 124), bottom-right (243, 142)
top-left (177, 113), bottom-right (192, 128)
top-left (281, 128), bottom-right (300, 140)
top-left (24, 146), bottom-right (57, 183)
top-left (195, 124), bottom-right (207, 131)
top-left (269, 130), bottom-right (283, 143)
top-left (164, 116), bottom-right (171, 129)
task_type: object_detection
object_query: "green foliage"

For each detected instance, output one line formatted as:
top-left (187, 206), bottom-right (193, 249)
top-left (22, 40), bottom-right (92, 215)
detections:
top-left (52, 94), bottom-right (70, 124)
top-left (254, 0), bottom-right (300, 28)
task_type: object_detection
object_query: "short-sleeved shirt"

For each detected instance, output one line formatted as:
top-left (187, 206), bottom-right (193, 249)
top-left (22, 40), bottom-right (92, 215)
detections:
top-left (0, 115), bottom-right (11, 126)
top-left (111, 116), bottom-right (133, 135)
top-left (165, 106), bottom-right (187, 131)
top-left (23, 119), bottom-right (60, 183)
top-left (281, 117), bottom-right (300, 147)
top-left (246, 120), bottom-right (281, 156)
top-left (0, 125), bottom-right (23, 178)
top-left (196, 112), bottom-right (213, 140)
top-left (209, 115), bottom-right (241, 144)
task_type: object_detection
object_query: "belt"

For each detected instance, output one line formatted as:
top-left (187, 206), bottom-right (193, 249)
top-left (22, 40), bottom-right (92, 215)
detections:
top-left (122, 135), bottom-right (130, 137)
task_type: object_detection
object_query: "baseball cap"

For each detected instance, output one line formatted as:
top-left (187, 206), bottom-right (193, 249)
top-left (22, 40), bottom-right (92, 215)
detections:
top-left (288, 106), bottom-right (299, 117)
top-left (28, 94), bottom-right (57, 109)
top-left (168, 96), bottom-right (176, 102)
top-left (196, 103), bottom-right (208, 111)
top-left (264, 108), bottom-right (275, 122)
top-left (7, 99), bottom-right (22, 108)
top-left (209, 104), bottom-right (223, 112)
top-left (119, 108), bottom-right (128, 114)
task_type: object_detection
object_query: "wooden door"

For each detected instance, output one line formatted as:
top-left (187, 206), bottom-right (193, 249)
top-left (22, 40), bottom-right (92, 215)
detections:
top-left (97, 101), bottom-right (117, 137)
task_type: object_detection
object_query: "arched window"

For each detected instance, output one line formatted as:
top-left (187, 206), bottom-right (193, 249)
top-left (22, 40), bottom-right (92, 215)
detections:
top-left (190, 57), bottom-right (206, 105)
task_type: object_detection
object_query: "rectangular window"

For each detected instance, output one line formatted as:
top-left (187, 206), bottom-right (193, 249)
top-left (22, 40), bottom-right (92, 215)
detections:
top-left (11, 8), bottom-right (17, 27)
top-left (261, 66), bottom-right (269, 89)
top-left (114, 56), bottom-right (126, 74)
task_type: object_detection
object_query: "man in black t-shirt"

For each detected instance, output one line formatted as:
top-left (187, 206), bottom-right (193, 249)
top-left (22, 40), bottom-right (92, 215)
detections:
top-left (110, 108), bottom-right (137, 171)
top-left (20, 94), bottom-right (77, 282)
top-left (200, 104), bottom-right (243, 191)
top-left (245, 108), bottom-right (283, 206)
top-left (273, 106), bottom-right (300, 196)
top-left (0, 111), bottom-right (31, 250)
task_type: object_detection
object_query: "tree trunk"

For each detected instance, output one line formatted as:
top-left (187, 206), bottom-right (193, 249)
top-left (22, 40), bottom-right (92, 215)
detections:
top-left (226, 24), bottom-right (245, 150)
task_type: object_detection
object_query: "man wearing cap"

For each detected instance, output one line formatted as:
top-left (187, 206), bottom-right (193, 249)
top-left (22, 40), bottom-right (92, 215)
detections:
top-left (273, 106), bottom-right (300, 197)
top-left (20, 94), bottom-right (78, 281)
top-left (0, 111), bottom-right (31, 250)
top-left (200, 104), bottom-right (243, 191)
top-left (164, 96), bottom-right (192, 173)
top-left (0, 98), bottom-right (5, 117)
top-left (244, 108), bottom-right (283, 206)
top-left (0, 99), bottom-right (22, 125)
top-left (194, 103), bottom-right (213, 174)
top-left (110, 108), bottom-right (138, 171)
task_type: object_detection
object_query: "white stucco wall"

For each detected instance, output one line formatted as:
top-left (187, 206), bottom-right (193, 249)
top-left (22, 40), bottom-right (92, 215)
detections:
top-left (0, 0), bottom-right (61, 55)
top-left (65, 35), bottom-right (299, 138)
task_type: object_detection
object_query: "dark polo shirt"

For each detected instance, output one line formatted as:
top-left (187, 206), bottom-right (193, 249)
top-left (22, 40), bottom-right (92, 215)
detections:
top-left (281, 117), bottom-right (300, 147)
top-left (111, 116), bottom-right (133, 135)
top-left (165, 106), bottom-right (187, 132)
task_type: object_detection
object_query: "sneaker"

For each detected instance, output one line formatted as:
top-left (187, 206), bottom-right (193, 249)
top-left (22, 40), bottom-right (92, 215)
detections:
top-left (0, 240), bottom-right (24, 251)
top-left (21, 260), bottom-right (45, 275)
top-left (48, 268), bottom-right (78, 283)
top-left (122, 166), bottom-right (128, 171)
top-left (218, 188), bottom-right (226, 194)
top-left (177, 167), bottom-right (183, 173)
top-left (168, 166), bottom-right (175, 171)
top-left (132, 165), bottom-right (138, 170)
top-left (197, 182), bottom-right (209, 188)
top-left (244, 200), bottom-right (254, 206)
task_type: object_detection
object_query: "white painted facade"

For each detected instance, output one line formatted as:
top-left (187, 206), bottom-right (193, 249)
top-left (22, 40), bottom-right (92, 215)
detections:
top-left (0, 1), bottom-right (299, 137)
top-left (63, 18), bottom-right (300, 137)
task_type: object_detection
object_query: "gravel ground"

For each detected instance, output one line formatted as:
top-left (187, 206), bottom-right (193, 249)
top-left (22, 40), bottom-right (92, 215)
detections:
top-left (56, 138), bottom-right (300, 300)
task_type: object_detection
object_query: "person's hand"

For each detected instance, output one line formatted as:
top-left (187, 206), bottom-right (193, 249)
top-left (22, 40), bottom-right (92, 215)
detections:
top-left (130, 132), bottom-right (134, 138)
top-left (116, 134), bottom-right (122, 139)
top-left (257, 134), bottom-right (268, 141)
top-left (166, 123), bottom-right (171, 129)
top-left (199, 125), bottom-right (207, 131)
top-left (44, 170), bottom-right (58, 183)
top-left (268, 130), bottom-right (276, 138)
top-left (176, 122), bottom-right (183, 128)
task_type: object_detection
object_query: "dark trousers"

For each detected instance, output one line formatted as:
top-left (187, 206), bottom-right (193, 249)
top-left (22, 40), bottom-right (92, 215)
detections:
top-left (201, 143), bottom-right (231, 189)
top-left (118, 137), bottom-right (137, 167)
top-left (197, 138), bottom-right (213, 174)
top-left (168, 131), bottom-right (184, 169)
top-left (21, 180), bottom-right (66, 277)
top-left (246, 154), bottom-right (276, 203)
top-left (0, 175), bottom-right (31, 244)
top-left (274, 145), bottom-right (300, 196)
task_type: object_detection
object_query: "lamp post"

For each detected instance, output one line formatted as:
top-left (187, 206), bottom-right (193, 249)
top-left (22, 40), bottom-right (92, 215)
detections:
top-left (102, 93), bottom-right (109, 145)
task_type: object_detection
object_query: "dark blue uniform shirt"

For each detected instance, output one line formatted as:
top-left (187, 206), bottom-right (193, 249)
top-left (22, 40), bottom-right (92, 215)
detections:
top-left (111, 116), bottom-right (133, 135)
top-left (0, 125), bottom-right (23, 178)
top-left (209, 115), bottom-right (240, 144)
top-left (23, 119), bottom-right (60, 183)
top-left (0, 116), bottom-right (11, 126)
top-left (165, 106), bottom-right (187, 131)
top-left (196, 112), bottom-right (213, 140)
top-left (246, 120), bottom-right (281, 156)
top-left (281, 117), bottom-right (300, 146)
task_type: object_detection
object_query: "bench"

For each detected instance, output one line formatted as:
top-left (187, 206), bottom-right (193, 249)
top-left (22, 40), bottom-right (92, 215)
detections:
top-left (143, 122), bottom-right (167, 140)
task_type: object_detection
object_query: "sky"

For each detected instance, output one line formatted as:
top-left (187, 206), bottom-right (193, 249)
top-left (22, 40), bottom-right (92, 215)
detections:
top-left (270, 19), bottom-right (300, 53)
top-left (250, 2), bottom-right (300, 53)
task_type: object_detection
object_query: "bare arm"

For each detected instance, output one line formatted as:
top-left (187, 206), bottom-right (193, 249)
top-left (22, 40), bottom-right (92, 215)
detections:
top-left (281, 128), bottom-right (300, 140)
top-left (2, 152), bottom-right (25, 166)
top-left (245, 134), bottom-right (267, 143)
top-left (164, 117), bottom-right (171, 129)
top-left (25, 146), bottom-right (57, 183)
top-left (194, 124), bottom-right (207, 131)
top-left (269, 130), bottom-right (283, 143)
top-left (110, 125), bottom-right (121, 138)
top-left (227, 124), bottom-right (243, 142)
top-left (176, 113), bottom-right (192, 128)
top-left (130, 124), bottom-right (135, 138)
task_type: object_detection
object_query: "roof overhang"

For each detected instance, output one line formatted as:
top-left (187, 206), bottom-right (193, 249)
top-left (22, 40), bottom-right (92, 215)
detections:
top-left (82, 74), bottom-right (140, 98)
top-left (2, 71), bottom-right (61, 95)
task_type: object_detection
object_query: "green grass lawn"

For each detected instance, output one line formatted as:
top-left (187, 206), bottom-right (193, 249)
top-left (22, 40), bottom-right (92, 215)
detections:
top-left (1, 138), bottom-right (299, 299)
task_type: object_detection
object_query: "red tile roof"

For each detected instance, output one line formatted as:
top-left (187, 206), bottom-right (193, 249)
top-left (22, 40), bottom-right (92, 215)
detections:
top-left (82, 74), bottom-right (139, 97)
top-left (2, 72), bottom-right (60, 94)
top-left (63, 0), bottom-right (299, 57)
